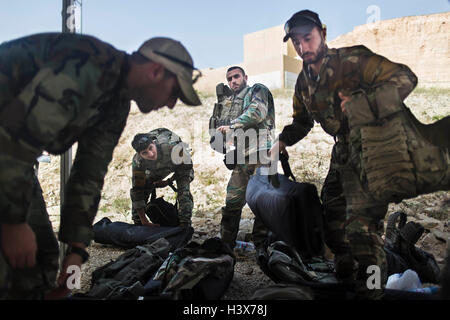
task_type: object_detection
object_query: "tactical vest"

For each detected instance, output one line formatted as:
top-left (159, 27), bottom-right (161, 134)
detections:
top-left (345, 84), bottom-right (450, 203)
top-left (209, 84), bottom-right (250, 131)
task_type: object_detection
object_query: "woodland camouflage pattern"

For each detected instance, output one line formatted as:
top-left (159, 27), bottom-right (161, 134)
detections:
top-left (130, 128), bottom-right (194, 225)
top-left (279, 44), bottom-right (420, 296)
top-left (0, 33), bottom-right (131, 297)
top-left (217, 84), bottom-right (274, 249)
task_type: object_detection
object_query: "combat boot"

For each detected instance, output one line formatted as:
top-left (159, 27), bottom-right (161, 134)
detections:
top-left (219, 207), bottom-right (242, 250)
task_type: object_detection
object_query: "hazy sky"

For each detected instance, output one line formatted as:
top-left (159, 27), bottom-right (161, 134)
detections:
top-left (0, 0), bottom-right (448, 69)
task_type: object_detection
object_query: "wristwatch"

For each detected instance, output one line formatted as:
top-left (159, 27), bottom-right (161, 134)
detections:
top-left (65, 246), bottom-right (90, 263)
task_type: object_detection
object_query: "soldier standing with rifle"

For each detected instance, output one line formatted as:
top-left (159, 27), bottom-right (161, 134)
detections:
top-left (209, 66), bottom-right (275, 251)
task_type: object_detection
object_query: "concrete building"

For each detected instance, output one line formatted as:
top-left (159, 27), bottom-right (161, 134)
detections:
top-left (195, 25), bottom-right (302, 94)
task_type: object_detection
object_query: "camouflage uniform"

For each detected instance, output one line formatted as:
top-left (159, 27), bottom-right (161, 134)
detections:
top-left (219, 84), bottom-right (275, 249)
top-left (130, 128), bottom-right (194, 226)
top-left (279, 45), bottom-right (419, 296)
top-left (0, 33), bottom-right (131, 298)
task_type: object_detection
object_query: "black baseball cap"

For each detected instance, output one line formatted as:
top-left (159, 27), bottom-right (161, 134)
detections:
top-left (283, 10), bottom-right (323, 42)
top-left (132, 134), bottom-right (155, 153)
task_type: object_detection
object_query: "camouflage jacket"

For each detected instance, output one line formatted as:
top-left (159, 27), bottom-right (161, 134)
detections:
top-left (227, 84), bottom-right (275, 157)
top-left (279, 45), bottom-right (418, 146)
top-left (0, 33), bottom-right (131, 246)
top-left (130, 128), bottom-right (194, 223)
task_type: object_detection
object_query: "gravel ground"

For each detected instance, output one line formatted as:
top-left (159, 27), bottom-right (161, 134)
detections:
top-left (38, 87), bottom-right (450, 299)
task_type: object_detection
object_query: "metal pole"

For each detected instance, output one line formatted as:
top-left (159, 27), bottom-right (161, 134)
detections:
top-left (59, 0), bottom-right (76, 268)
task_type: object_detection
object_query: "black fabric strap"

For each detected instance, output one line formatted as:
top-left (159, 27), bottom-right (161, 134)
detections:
top-left (268, 152), bottom-right (296, 188)
top-left (279, 153), bottom-right (296, 181)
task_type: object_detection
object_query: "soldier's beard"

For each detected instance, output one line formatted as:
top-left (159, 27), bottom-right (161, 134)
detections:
top-left (302, 37), bottom-right (327, 66)
top-left (135, 97), bottom-right (156, 114)
top-left (233, 80), bottom-right (247, 94)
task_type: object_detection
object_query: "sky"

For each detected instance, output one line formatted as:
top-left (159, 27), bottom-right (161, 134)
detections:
top-left (0, 0), bottom-right (448, 69)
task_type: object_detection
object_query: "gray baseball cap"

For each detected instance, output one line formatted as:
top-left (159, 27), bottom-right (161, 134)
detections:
top-left (138, 37), bottom-right (202, 106)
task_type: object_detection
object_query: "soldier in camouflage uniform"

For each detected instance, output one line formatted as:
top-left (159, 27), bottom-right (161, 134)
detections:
top-left (130, 128), bottom-right (194, 227)
top-left (0, 33), bottom-right (201, 299)
top-left (212, 66), bottom-right (275, 250)
top-left (271, 10), bottom-right (432, 298)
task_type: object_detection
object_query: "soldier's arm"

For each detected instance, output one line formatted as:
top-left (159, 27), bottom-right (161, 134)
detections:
top-left (174, 163), bottom-right (194, 225)
top-left (130, 155), bottom-right (150, 212)
top-left (358, 47), bottom-right (418, 100)
top-left (231, 86), bottom-right (269, 129)
top-left (58, 107), bottom-right (129, 246)
top-left (278, 93), bottom-right (314, 146)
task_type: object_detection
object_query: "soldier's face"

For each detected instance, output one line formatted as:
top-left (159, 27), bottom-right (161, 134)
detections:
top-left (291, 27), bottom-right (326, 65)
top-left (135, 70), bottom-right (180, 113)
top-left (139, 143), bottom-right (158, 160)
top-left (226, 69), bottom-right (247, 93)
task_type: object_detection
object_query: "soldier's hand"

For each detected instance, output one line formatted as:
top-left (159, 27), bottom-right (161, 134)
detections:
top-left (217, 126), bottom-right (231, 134)
top-left (142, 220), bottom-right (160, 227)
top-left (137, 208), bottom-right (160, 227)
top-left (269, 140), bottom-right (288, 161)
top-left (338, 91), bottom-right (352, 114)
top-left (1, 223), bottom-right (37, 269)
top-left (46, 243), bottom-right (85, 300)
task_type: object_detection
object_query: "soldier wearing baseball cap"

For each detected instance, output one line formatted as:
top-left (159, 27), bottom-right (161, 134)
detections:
top-left (136, 37), bottom-right (202, 107)
top-left (270, 8), bottom-right (446, 300)
top-left (283, 10), bottom-right (325, 42)
top-left (0, 32), bottom-right (201, 299)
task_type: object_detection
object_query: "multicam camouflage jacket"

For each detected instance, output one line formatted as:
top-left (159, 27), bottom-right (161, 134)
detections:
top-left (279, 45), bottom-right (418, 145)
top-left (130, 128), bottom-right (194, 223)
top-left (221, 84), bottom-right (275, 158)
top-left (0, 33), bottom-right (131, 246)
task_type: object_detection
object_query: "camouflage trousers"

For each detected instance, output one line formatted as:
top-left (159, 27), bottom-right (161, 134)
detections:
top-left (321, 142), bottom-right (387, 299)
top-left (220, 163), bottom-right (269, 249)
top-left (0, 163), bottom-right (59, 299)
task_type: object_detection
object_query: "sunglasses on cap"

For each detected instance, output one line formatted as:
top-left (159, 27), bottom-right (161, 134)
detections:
top-left (152, 50), bottom-right (203, 84)
top-left (136, 136), bottom-right (156, 152)
top-left (284, 14), bottom-right (322, 38)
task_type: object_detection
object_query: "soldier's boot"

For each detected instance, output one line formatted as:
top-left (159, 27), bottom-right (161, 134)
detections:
top-left (322, 207), bottom-right (358, 280)
top-left (220, 207), bottom-right (242, 250)
top-left (251, 215), bottom-right (270, 251)
top-left (131, 208), bottom-right (143, 226)
top-left (346, 214), bottom-right (387, 300)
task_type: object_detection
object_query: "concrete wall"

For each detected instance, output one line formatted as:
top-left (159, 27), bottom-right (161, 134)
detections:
top-left (328, 12), bottom-right (450, 87)
top-left (195, 25), bottom-right (301, 94)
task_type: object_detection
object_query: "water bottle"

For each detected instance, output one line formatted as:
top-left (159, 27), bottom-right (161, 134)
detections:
top-left (386, 269), bottom-right (422, 290)
top-left (235, 240), bottom-right (255, 252)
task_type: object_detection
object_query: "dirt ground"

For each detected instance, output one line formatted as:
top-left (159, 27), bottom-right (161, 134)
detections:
top-left (37, 87), bottom-right (450, 299)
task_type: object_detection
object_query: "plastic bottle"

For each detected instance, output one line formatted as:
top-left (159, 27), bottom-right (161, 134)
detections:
top-left (386, 269), bottom-right (422, 290)
top-left (235, 240), bottom-right (255, 252)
